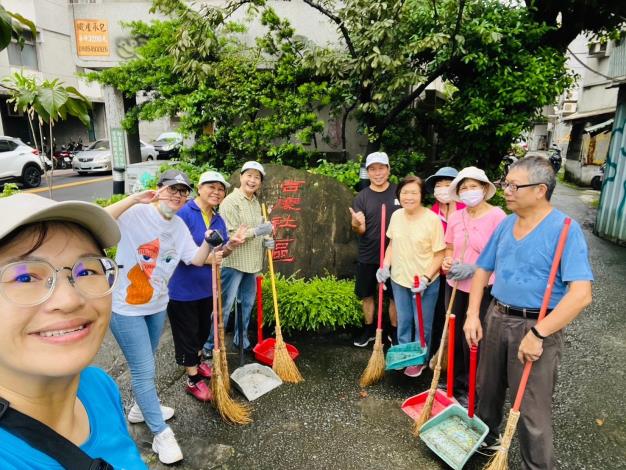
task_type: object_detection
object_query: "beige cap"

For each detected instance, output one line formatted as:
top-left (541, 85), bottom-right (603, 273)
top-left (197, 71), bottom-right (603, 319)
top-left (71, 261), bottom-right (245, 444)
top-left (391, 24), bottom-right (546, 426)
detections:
top-left (0, 193), bottom-right (121, 249)
top-left (448, 166), bottom-right (497, 202)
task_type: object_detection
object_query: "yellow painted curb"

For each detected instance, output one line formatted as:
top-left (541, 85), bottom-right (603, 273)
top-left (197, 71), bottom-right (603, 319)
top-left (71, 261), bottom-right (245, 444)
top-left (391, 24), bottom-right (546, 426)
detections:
top-left (25, 176), bottom-right (113, 194)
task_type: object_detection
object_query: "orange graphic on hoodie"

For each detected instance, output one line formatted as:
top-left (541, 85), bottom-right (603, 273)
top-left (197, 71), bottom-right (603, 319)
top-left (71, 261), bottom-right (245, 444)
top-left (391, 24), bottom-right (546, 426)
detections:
top-left (126, 238), bottom-right (160, 305)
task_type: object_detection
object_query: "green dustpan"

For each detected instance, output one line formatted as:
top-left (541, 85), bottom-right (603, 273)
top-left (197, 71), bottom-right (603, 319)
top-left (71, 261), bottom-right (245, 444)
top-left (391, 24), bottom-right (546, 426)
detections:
top-left (420, 345), bottom-right (487, 469)
top-left (385, 278), bottom-right (427, 371)
top-left (385, 342), bottom-right (427, 370)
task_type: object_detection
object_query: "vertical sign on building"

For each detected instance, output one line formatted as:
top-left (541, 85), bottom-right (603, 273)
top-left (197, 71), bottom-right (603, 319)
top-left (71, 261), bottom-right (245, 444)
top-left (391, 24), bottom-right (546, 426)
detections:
top-left (75, 19), bottom-right (110, 57)
top-left (110, 128), bottom-right (127, 171)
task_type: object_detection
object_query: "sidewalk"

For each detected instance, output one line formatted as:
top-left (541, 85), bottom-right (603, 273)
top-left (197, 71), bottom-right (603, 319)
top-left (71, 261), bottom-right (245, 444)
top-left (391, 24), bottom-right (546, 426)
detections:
top-left (93, 183), bottom-right (626, 469)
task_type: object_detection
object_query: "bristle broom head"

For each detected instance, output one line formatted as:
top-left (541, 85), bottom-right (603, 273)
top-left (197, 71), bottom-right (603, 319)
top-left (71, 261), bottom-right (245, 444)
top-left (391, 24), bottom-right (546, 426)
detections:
top-left (359, 329), bottom-right (385, 388)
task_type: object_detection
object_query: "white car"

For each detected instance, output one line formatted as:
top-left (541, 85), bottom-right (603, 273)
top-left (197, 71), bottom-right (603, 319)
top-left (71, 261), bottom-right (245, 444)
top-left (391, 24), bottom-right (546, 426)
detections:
top-left (0, 136), bottom-right (46, 188)
top-left (140, 140), bottom-right (157, 161)
top-left (73, 139), bottom-right (112, 175)
top-left (73, 139), bottom-right (157, 174)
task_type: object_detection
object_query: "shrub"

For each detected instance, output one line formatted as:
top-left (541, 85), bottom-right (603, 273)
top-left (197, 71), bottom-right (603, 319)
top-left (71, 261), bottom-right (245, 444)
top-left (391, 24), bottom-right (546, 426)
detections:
top-left (159, 161), bottom-right (218, 186)
top-left (0, 183), bottom-right (20, 198)
top-left (259, 273), bottom-right (362, 332)
top-left (308, 159), bottom-right (362, 191)
top-left (94, 194), bottom-right (127, 207)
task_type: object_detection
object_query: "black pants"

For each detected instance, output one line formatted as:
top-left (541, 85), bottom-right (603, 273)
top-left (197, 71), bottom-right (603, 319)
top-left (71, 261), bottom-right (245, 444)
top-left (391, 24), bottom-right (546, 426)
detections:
top-left (429, 274), bottom-right (448, 360)
top-left (167, 297), bottom-right (212, 367)
top-left (444, 283), bottom-right (492, 395)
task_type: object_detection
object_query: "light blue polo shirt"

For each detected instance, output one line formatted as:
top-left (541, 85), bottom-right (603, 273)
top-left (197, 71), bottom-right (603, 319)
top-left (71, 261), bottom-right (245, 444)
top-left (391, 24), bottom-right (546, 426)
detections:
top-left (477, 209), bottom-right (593, 309)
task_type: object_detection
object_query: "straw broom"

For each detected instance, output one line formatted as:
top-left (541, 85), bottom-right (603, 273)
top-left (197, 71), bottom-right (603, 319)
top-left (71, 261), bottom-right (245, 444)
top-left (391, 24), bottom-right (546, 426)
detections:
top-left (412, 284), bottom-right (458, 436)
top-left (216, 269), bottom-right (231, 395)
top-left (210, 263), bottom-right (252, 425)
top-left (483, 218), bottom-right (571, 470)
top-left (262, 204), bottom-right (303, 384)
top-left (359, 203), bottom-right (387, 388)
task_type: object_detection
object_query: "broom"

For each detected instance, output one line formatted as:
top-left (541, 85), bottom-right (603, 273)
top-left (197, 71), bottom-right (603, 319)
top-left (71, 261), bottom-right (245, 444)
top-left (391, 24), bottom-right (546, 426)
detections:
top-left (359, 203), bottom-right (387, 388)
top-left (412, 283), bottom-right (458, 436)
top-left (210, 263), bottom-right (252, 425)
top-left (262, 203), bottom-right (303, 384)
top-left (484, 218), bottom-right (571, 470)
top-left (216, 268), bottom-right (231, 395)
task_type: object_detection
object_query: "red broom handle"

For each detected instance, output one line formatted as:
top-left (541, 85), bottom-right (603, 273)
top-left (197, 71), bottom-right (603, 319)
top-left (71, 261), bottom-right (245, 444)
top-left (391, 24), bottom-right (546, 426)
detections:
top-left (448, 314), bottom-right (456, 399)
top-left (511, 218), bottom-right (571, 412)
top-left (256, 276), bottom-right (264, 344)
top-left (212, 262), bottom-right (219, 350)
top-left (377, 204), bottom-right (387, 330)
top-left (414, 276), bottom-right (426, 348)
top-left (468, 344), bottom-right (477, 418)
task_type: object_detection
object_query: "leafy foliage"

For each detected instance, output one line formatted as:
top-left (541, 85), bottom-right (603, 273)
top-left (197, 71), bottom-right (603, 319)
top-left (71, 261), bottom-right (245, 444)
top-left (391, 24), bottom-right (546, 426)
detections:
top-left (0, 5), bottom-right (36, 50)
top-left (308, 159), bottom-right (362, 190)
top-left (260, 273), bottom-right (363, 332)
top-left (0, 183), bottom-right (20, 198)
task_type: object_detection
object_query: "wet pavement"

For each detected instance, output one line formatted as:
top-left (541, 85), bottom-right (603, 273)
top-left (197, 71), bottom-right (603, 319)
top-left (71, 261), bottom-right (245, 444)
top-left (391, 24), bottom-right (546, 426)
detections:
top-left (94, 183), bottom-right (626, 469)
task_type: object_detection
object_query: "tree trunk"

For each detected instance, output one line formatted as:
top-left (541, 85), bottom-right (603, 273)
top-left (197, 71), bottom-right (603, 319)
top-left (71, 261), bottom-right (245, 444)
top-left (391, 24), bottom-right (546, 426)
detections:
top-left (48, 120), bottom-right (54, 198)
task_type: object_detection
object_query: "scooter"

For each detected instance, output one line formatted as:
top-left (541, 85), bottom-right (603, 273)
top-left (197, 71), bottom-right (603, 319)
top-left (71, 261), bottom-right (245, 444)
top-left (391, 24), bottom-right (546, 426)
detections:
top-left (52, 145), bottom-right (73, 169)
top-left (548, 145), bottom-right (562, 174)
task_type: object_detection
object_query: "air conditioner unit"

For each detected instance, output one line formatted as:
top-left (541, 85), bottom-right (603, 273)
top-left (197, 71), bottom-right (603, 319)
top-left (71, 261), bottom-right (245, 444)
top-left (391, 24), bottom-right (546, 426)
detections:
top-left (562, 103), bottom-right (577, 114)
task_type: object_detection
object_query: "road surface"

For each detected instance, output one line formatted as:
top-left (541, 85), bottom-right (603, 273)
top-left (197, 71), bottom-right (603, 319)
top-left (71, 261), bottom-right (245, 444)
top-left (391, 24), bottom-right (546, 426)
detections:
top-left (23, 169), bottom-right (113, 202)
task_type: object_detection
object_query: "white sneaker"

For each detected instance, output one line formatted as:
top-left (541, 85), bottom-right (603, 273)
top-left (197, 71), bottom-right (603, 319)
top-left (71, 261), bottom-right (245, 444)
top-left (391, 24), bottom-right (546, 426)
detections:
top-left (152, 427), bottom-right (184, 464)
top-left (127, 402), bottom-right (175, 424)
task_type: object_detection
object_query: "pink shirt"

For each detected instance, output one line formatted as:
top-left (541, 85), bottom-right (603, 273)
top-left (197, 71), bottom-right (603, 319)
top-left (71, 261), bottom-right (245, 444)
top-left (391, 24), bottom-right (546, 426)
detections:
top-left (430, 201), bottom-right (465, 233)
top-left (444, 206), bottom-right (507, 293)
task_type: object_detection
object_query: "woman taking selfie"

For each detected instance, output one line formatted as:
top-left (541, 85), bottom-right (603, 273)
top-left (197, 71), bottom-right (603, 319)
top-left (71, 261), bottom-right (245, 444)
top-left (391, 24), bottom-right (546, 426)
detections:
top-left (0, 193), bottom-right (145, 468)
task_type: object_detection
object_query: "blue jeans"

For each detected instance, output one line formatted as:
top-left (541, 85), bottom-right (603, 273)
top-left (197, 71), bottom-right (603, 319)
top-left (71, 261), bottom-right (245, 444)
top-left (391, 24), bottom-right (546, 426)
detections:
top-left (391, 277), bottom-right (440, 351)
top-left (110, 310), bottom-right (167, 435)
top-left (204, 267), bottom-right (257, 351)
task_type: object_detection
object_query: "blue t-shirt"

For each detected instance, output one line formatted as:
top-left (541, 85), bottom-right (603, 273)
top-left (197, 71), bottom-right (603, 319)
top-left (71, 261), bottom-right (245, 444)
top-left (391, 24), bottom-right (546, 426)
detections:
top-left (0, 367), bottom-right (146, 469)
top-left (477, 209), bottom-right (593, 309)
top-left (168, 200), bottom-right (229, 301)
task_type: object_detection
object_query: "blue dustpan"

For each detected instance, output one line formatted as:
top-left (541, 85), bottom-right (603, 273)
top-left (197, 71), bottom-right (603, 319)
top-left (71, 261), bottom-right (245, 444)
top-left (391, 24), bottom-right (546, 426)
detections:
top-left (385, 278), bottom-right (427, 370)
top-left (419, 345), bottom-right (486, 469)
top-left (385, 342), bottom-right (427, 370)
top-left (420, 404), bottom-right (488, 469)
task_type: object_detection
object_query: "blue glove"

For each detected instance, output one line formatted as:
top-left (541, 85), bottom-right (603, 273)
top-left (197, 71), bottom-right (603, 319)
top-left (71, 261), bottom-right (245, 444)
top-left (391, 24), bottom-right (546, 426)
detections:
top-left (410, 275), bottom-right (429, 294)
top-left (254, 222), bottom-right (274, 237)
top-left (263, 238), bottom-right (275, 250)
top-left (375, 266), bottom-right (391, 284)
top-left (448, 263), bottom-right (477, 281)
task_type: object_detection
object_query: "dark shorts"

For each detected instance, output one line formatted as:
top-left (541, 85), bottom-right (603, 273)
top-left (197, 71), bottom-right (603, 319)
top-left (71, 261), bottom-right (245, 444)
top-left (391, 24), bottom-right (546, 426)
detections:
top-left (355, 262), bottom-right (394, 300)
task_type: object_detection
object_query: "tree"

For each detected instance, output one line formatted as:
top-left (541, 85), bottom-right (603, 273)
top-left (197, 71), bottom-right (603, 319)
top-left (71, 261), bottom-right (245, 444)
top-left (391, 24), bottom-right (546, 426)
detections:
top-left (90, 9), bottom-right (329, 171)
top-left (0, 5), bottom-right (36, 51)
top-left (1, 73), bottom-right (92, 196)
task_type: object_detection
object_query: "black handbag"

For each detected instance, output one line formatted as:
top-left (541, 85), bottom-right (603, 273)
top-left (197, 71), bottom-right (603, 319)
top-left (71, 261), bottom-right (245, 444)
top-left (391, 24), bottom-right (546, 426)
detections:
top-left (0, 397), bottom-right (113, 470)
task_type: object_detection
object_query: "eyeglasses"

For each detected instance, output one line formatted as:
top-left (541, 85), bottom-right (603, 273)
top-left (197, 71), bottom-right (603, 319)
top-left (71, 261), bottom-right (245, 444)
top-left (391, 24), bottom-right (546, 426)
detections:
top-left (165, 186), bottom-right (190, 197)
top-left (501, 182), bottom-right (545, 192)
top-left (0, 257), bottom-right (119, 306)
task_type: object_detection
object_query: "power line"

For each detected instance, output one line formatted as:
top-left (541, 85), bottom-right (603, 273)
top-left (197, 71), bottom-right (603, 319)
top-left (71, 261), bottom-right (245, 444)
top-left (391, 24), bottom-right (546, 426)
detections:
top-left (567, 46), bottom-right (626, 81)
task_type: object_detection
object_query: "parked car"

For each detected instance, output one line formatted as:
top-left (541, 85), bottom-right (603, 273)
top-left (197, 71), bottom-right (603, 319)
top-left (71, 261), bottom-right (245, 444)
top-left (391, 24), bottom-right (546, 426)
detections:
top-left (0, 136), bottom-right (45, 188)
top-left (152, 132), bottom-right (183, 160)
top-left (72, 139), bottom-right (112, 175)
top-left (140, 140), bottom-right (158, 161)
top-left (591, 163), bottom-right (605, 191)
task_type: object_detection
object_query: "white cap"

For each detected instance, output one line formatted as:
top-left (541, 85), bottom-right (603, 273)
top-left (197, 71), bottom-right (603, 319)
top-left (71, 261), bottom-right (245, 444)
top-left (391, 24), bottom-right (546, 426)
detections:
top-left (365, 152), bottom-right (389, 168)
top-left (198, 170), bottom-right (230, 189)
top-left (0, 193), bottom-right (120, 249)
top-left (241, 161), bottom-right (265, 178)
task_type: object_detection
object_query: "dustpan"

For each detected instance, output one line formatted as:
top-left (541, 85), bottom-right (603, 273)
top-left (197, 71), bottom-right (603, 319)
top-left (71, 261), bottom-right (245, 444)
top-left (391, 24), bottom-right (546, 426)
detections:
top-left (401, 314), bottom-right (457, 418)
top-left (386, 276), bottom-right (428, 370)
top-left (252, 276), bottom-right (300, 366)
top-left (420, 345), bottom-right (487, 469)
top-left (231, 294), bottom-right (282, 401)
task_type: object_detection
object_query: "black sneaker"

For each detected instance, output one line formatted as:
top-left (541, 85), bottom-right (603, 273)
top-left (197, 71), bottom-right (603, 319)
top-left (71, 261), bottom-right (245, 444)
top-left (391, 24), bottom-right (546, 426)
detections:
top-left (353, 326), bottom-right (375, 347)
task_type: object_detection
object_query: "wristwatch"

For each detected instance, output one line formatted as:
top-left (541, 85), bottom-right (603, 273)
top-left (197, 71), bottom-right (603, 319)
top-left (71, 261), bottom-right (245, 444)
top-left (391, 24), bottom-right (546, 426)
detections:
top-left (530, 326), bottom-right (546, 340)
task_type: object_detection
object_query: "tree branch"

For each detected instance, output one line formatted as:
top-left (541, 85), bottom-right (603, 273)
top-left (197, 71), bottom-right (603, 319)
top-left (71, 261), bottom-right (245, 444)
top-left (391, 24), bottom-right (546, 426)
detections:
top-left (301, 0), bottom-right (357, 58)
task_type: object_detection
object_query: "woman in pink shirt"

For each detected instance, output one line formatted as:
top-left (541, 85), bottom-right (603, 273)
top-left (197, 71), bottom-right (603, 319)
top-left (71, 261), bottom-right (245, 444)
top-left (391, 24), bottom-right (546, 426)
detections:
top-left (442, 167), bottom-right (506, 405)
top-left (425, 167), bottom-right (465, 360)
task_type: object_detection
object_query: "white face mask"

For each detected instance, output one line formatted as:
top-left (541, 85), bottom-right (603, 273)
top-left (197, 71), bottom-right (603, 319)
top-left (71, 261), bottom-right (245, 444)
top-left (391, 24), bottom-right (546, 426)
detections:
top-left (459, 189), bottom-right (485, 208)
top-left (158, 201), bottom-right (176, 219)
top-left (434, 187), bottom-right (452, 204)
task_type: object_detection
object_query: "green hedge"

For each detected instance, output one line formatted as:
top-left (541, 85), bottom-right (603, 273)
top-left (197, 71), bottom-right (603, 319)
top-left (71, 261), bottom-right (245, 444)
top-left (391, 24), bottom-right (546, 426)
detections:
top-left (258, 274), bottom-right (362, 332)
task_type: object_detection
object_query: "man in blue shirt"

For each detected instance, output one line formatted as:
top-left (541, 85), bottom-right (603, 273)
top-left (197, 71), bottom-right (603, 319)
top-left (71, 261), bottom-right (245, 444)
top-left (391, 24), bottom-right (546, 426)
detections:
top-left (464, 156), bottom-right (593, 470)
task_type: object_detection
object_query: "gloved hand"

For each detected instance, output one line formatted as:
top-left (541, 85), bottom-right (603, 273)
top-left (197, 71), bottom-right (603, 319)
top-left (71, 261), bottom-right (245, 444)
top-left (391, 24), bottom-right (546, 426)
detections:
top-left (253, 222), bottom-right (274, 237)
top-left (448, 263), bottom-right (477, 281)
top-left (375, 266), bottom-right (391, 284)
top-left (263, 238), bottom-right (275, 250)
top-left (410, 275), bottom-right (430, 294)
top-left (204, 229), bottom-right (224, 248)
